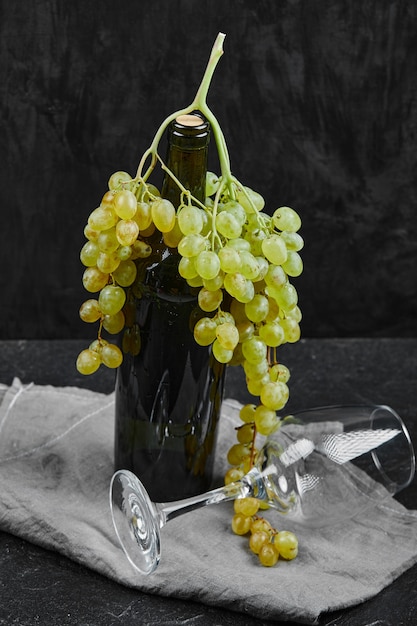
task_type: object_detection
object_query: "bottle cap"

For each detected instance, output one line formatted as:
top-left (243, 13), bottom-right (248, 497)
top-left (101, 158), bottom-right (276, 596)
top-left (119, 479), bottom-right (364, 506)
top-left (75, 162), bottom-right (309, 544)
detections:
top-left (170, 112), bottom-right (210, 149)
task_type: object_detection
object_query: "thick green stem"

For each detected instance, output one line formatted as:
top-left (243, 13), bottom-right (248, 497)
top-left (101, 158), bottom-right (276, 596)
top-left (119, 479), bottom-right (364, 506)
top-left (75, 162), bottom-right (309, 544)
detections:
top-left (135, 32), bottom-right (233, 188)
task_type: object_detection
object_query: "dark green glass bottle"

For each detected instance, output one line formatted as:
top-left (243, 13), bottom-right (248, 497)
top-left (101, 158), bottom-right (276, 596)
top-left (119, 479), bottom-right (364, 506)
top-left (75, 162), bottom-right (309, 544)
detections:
top-left (114, 113), bottom-right (226, 501)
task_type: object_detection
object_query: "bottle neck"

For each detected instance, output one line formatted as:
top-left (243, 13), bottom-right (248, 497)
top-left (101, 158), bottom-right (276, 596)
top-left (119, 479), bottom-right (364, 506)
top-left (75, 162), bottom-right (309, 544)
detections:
top-left (161, 113), bottom-right (210, 207)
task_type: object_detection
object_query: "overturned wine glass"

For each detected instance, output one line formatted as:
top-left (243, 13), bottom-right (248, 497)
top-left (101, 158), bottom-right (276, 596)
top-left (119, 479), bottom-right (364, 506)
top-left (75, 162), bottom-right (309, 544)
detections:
top-left (110, 404), bottom-right (415, 575)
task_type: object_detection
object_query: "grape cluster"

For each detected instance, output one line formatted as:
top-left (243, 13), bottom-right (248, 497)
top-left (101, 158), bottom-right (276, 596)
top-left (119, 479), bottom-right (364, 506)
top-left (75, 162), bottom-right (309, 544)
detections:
top-left (231, 496), bottom-right (298, 566)
top-left (223, 403), bottom-right (299, 567)
top-left (76, 166), bottom-right (302, 565)
top-left (77, 168), bottom-right (303, 388)
top-left (76, 171), bottom-right (157, 374)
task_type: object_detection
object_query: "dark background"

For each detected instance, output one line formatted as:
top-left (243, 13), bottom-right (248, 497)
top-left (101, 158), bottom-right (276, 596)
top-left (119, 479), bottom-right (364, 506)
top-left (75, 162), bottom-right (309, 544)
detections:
top-left (1, 0), bottom-right (416, 340)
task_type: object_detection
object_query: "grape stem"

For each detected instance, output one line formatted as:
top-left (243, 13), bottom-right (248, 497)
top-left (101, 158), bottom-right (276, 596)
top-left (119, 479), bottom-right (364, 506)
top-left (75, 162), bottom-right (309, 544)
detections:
top-left (134, 32), bottom-right (233, 196)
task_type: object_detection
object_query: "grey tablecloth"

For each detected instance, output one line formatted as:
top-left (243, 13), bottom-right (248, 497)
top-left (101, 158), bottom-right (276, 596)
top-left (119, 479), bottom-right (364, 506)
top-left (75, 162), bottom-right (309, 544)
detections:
top-left (0, 378), bottom-right (416, 624)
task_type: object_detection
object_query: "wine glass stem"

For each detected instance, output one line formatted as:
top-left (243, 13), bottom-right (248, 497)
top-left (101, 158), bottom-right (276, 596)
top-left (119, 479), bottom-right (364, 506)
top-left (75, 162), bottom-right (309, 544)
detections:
top-left (155, 478), bottom-right (253, 527)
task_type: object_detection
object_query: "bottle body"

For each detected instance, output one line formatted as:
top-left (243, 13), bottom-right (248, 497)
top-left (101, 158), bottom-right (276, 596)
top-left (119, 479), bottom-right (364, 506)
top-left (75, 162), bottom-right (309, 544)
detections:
top-left (114, 114), bottom-right (226, 501)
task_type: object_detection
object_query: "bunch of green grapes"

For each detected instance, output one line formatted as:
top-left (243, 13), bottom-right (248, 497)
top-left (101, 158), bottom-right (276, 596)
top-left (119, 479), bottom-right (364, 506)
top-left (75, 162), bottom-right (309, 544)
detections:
top-left (76, 171), bottom-right (158, 374)
top-left (231, 496), bottom-right (298, 567)
top-left (172, 172), bottom-right (303, 566)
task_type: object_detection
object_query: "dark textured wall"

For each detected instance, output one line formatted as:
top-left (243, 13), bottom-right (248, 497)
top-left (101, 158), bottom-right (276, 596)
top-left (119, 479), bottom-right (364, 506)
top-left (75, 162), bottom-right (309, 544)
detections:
top-left (1, 0), bottom-right (416, 339)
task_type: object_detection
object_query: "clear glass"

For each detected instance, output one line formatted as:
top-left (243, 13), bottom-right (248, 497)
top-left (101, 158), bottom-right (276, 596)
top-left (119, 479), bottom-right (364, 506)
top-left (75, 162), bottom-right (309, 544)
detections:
top-left (110, 404), bottom-right (415, 575)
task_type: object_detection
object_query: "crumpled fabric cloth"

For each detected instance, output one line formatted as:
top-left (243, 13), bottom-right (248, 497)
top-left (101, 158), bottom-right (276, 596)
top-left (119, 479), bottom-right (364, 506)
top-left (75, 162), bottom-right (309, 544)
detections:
top-left (0, 378), bottom-right (416, 625)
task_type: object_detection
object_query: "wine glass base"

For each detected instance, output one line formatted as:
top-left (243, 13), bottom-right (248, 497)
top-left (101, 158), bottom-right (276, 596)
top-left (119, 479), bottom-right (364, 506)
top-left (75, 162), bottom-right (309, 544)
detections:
top-left (110, 470), bottom-right (161, 575)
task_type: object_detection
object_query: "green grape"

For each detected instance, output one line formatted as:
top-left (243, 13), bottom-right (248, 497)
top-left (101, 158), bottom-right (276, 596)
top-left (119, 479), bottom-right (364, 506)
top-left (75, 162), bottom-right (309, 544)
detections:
top-left (265, 297), bottom-right (280, 322)
top-left (116, 219), bottom-right (139, 246)
top-left (198, 287), bottom-right (223, 312)
top-left (82, 267), bottom-right (109, 293)
top-left (236, 320), bottom-right (255, 343)
top-left (258, 321), bottom-right (285, 347)
top-left (130, 240), bottom-right (152, 259)
top-left (273, 530), bottom-right (298, 560)
top-left (76, 349), bottom-right (101, 375)
top-left (102, 310), bottom-right (125, 334)
top-left (234, 497), bottom-right (260, 517)
top-left (272, 282), bottom-right (298, 311)
top-left (134, 201), bottom-right (153, 230)
top-left (236, 422), bottom-right (255, 444)
top-left (101, 342), bottom-right (123, 368)
top-left (195, 250), bottom-right (221, 280)
top-left (163, 218), bottom-right (183, 248)
top-left (186, 275), bottom-right (204, 288)
top-left (269, 363), bottom-right (290, 383)
top-left (264, 264), bottom-right (287, 289)
top-left (272, 206), bottom-right (301, 232)
top-left (239, 403), bottom-right (257, 423)
top-left (151, 198), bottom-right (176, 232)
top-left (97, 228), bottom-right (120, 253)
top-left (245, 228), bottom-right (267, 256)
top-left (254, 405), bottom-right (280, 436)
top-left (241, 336), bottom-right (267, 364)
top-left (222, 200), bottom-right (246, 226)
top-left (251, 517), bottom-right (273, 535)
top-left (259, 542), bottom-right (279, 567)
top-left (231, 513), bottom-right (252, 536)
top-left (84, 223), bottom-right (99, 242)
top-left (227, 237), bottom-right (251, 251)
top-left (235, 186), bottom-right (265, 214)
top-left (112, 259), bottom-right (137, 287)
top-left (96, 251), bottom-right (121, 274)
top-left (100, 191), bottom-right (116, 208)
top-left (80, 241), bottom-right (100, 267)
top-left (218, 246), bottom-right (241, 273)
top-left (89, 338), bottom-right (106, 354)
top-left (98, 284), bottom-right (126, 315)
top-left (178, 256), bottom-right (198, 280)
top-left (117, 245), bottom-right (132, 261)
top-left (243, 358), bottom-right (269, 380)
top-left (286, 304), bottom-right (302, 322)
top-left (224, 467), bottom-right (244, 485)
top-left (245, 294), bottom-right (269, 323)
top-left (193, 317), bottom-right (217, 346)
top-left (79, 299), bottom-right (101, 323)
top-left (260, 381), bottom-right (289, 411)
top-left (280, 230), bottom-right (304, 251)
top-left (88, 206), bottom-right (118, 232)
top-left (212, 338), bottom-right (233, 363)
top-left (227, 442), bottom-right (251, 465)
top-left (239, 279), bottom-right (255, 304)
top-left (262, 235), bottom-right (288, 266)
top-left (113, 189), bottom-right (137, 220)
top-left (108, 170), bottom-right (132, 191)
top-left (254, 256), bottom-right (269, 281)
top-left (206, 171), bottom-right (220, 197)
top-left (239, 250), bottom-right (260, 280)
top-left (216, 322), bottom-right (239, 350)
top-left (280, 318), bottom-right (301, 343)
top-left (223, 272), bottom-right (247, 300)
top-left (215, 211), bottom-right (242, 239)
top-left (178, 205), bottom-right (204, 235)
top-left (246, 374), bottom-right (270, 396)
top-left (282, 250), bottom-right (303, 277)
top-left (229, 299), bottom-right (248, 324)
top-left (249, 531), bottom-right (270, 555)
top-left (203, 272), bottom-right (224, 291)
top-left (178, 234), bottom-right (207, 257)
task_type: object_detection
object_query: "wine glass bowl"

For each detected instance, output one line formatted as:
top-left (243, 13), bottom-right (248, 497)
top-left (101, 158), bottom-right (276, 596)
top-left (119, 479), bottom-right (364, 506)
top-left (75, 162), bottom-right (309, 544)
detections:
top-left (110, 404), bottom-right (415, 575)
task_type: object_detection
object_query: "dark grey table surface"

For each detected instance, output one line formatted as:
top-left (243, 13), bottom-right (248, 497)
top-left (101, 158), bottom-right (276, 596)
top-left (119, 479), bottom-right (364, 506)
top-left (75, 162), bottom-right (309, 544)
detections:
top-left (0, 338), bottom-right (416, 626)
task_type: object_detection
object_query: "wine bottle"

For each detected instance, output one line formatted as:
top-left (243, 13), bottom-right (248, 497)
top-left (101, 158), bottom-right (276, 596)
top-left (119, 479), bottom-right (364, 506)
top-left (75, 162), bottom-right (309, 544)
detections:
top-left (114, 113), bottom-right (226, 501)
